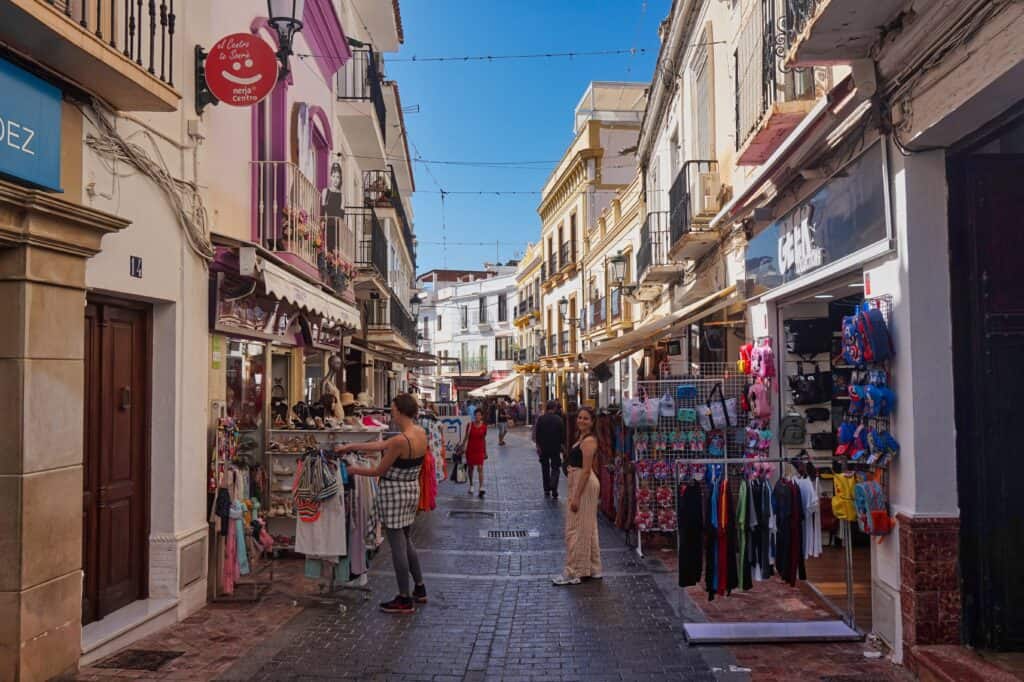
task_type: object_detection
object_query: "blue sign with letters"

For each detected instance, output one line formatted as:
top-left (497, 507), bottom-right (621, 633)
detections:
top-left (0, 59), bottom-right (62, 191)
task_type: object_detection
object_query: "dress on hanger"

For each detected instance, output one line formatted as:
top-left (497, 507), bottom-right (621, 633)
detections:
top-left (677, 483), bottom-right (703, 587)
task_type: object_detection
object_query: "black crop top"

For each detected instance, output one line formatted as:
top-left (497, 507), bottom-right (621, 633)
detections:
top-left (391, 433), bottom-right (425, 469)
top-left (566, 435), bottom-right (595, 468)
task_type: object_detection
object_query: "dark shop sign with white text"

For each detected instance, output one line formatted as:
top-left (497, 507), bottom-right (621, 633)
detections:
top-left (745, 142), bottom-right (887, 293)
top-left (0, 59), bottom-right (62, 191)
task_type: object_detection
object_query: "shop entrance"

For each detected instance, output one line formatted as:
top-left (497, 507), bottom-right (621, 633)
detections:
top-left (776, 276), bottom-right (876, 634)
top-left (950, 114), bottom-right (1024, 650)
top-left (82, 298), bottom-right (151, 625)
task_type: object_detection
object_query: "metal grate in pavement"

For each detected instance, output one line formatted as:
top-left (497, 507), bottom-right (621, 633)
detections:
top-left (95, 649), bottom-right (184, 671)
top-left (482, 529), bottom-right (539, 538)
top-left (447, 510), bottom-right (495, 518)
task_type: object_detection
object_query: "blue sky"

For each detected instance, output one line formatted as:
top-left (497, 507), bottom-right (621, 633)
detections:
top-left (386, 0), bottom-right (669, 274)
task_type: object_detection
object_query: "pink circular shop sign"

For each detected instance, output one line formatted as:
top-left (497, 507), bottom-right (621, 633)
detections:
top-left (204, 33), bottom-right (279, 107)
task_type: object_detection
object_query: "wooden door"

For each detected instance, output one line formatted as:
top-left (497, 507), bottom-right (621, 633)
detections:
top-left (82, 299), bottom-right (150, 625)
top-left (951, 155), bottom-right (1024, 650)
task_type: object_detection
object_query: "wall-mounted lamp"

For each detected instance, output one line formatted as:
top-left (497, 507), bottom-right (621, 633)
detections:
top-left (267, 0), bottom-right (305, 81)
top-left (410, 292), bottom-right (424, 317)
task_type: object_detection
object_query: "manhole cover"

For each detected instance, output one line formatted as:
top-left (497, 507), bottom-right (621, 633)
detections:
top-left (483, 529), bottom-right (537, 538)
top-left (95, 649), bottom-right (184, 672)
top-left (448, 510), bottom-right (495, 518)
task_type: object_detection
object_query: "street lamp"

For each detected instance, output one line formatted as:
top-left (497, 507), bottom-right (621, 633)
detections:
top-left (608, 250), bottom-right (636, 300)
top-left (267, 0), bottom-right (305, 81)
top-left (608, 251), bottom-right (627, 288)
top-left (410, 293), bottom-right (423, 318)
top-left (557, 296), bottom-right (569, 320)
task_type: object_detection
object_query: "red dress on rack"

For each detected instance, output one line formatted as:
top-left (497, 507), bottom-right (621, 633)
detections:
top-left (465, 422), bottom-right (487, 466)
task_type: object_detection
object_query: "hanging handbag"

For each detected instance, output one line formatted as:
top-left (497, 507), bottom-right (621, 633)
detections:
top-left (785, 318), bottom-right (833, 355)
top-left (810, 432), bottom-right (837, 451)
top-left (700, 383), bottom-right (734, 430)
top-left (659, 392), bottom-right (676, 419)
top-left (788, 362), bottom-right (832, 405)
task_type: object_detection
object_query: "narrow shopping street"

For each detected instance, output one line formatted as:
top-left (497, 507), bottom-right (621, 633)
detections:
top-left (223, 427), bottom-right (719, 681)
top-left (76, 427), bottom-right (727, 681)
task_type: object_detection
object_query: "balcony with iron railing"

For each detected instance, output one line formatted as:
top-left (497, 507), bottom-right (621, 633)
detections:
top-left (462, 354), bottom-right (494, 373)
top-left (782, 0), bottom-right (898, 66)
top-left (735, 0), bottom-right (823, 165)
top-left (337, 49), bottom-right (387, 145)
top-left (365, 295), bottom-right (417, 347)
top-left (363, 167), bottom-right (414, 257)
top-left (668, 160), bottom-right (722, 261)
top-left (589, 297), bottom-right (606, 330)
top-left (515, 296), bottom-right (539, 321)
top-left (251, 160), bottom-right (358, 296)
top-left (547, 334), bottom-right (557, 358)
top-left (558, 241), bottom-right (577, 271)
top-left (637, 211), bottom-right (684, 286)
top-left (350, 206), bottom-right (388, 281)
top-left (610, 288), bottom-right (623, 322)
top-left (1, 0), bottom-right (180, 111)
top-left (547, 253), bottom-right (558, 281)
top-left (559, 331), bottom-right (570, 355)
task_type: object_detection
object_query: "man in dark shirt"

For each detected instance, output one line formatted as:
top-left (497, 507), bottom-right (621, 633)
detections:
top-left (533, 400), bottom-right (565, 498)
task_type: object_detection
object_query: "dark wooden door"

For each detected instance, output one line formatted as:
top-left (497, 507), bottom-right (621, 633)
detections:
top-left (952, 155), bottom-right (1024, 650)
top-left (82, 300), bottom-right (150, 625)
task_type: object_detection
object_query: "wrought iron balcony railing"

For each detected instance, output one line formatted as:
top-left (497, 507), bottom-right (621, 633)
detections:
top-left (365, 296), bottom-right (417, 347)
top-left (337, 49), bottom-right (387, 144)
top-left (350, 207), bottom-right (387, 280)
top-left (735, 0), bottom-right (818, 149)
top-left (637, 211), bottom-right (672, 283)
top-left (590, 297), bottom-right (606, 329)
top-left (363, 167), bottom-right (414, 257)
top-left (669, 160), bottom-right (720, 246)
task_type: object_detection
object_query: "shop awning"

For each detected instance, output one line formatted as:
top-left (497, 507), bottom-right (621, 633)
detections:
top-left (582, 285), bottom-right (738, 367)
top-left (347, 337), bottom-right (439, 368)
top-left (242, 250), bottom-right (362, 331)
top-left (469, 373), bottom-right (522, 399)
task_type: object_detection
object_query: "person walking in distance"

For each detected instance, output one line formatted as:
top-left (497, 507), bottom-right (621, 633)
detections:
top-left (497, 398), bottom-right (509, 446)
top-left (533, 400), bottom-right (565, 498)
top-left (461, 408), bottom-right (488, 497)
top-left (552, 405), bottom-right (602, 585)
top-left (335, 393), bottom-right (428, 613)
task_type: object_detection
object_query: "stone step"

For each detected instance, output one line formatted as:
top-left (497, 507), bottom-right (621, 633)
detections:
top-left (911, 645), bottom-right (1019, 682)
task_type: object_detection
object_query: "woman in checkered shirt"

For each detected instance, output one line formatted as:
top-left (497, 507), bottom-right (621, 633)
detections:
top-left (335, 394), bottom-right (428, 614)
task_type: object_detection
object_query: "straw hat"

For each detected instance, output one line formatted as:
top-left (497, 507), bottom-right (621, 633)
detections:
top-left (356, 391), bottom-right (372, 406)
top-left (340, 392), bottom-right (356, 407)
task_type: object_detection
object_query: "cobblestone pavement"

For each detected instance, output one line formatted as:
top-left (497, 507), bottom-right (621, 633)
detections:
top-left (218, 427), bottom-right (722, 681)
top-left (76, 426), bottom-right (913, 681)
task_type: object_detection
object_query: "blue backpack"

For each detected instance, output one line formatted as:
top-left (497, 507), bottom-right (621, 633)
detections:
top-left (857, 304), bottom-right (893, 363)
top-left (841, 313), bottom-right (865, 365)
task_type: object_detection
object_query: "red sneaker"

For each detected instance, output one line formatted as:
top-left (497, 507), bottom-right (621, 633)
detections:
top-left (379, 596), bottom-right (415, 614)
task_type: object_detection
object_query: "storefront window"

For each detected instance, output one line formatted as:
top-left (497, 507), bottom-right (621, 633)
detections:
top-left (746, 142), bottom-right (889, 294)
top-left (304, 351), bottom-right (324, 403)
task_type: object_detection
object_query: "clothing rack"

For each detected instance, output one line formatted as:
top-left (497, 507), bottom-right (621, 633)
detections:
top-left (627, 366), bottom-right (864, 644)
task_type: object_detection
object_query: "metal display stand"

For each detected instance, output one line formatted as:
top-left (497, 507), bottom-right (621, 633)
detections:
top-left (632, 365), bottom-right (751, 557)
top-left (625, 340), bottom-right (890, 645)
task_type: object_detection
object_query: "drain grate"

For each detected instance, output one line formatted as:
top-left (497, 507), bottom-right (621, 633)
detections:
top-left (448, 510), bottom-right (495, 519)
top-left (95, 649), bottom-right (184, 672)
top-left (486, 529), bottom-right (530, 538)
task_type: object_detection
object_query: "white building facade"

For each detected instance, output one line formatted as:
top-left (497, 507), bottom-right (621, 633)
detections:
top-left (417, 266), bottom-right (518, 402)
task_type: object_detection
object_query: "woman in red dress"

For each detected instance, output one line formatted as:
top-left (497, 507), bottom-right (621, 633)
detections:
top-left (461, 409), bottom-right (488, 498)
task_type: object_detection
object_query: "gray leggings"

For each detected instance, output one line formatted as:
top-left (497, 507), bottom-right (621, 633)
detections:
top-left (385, 526), bottom-right (424, 596)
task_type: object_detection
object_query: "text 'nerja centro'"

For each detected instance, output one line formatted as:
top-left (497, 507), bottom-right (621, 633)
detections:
top-left (203, 33), bottom-right (279, 107)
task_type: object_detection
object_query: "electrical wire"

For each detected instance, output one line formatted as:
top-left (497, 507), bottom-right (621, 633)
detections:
top-left (296, 48), bottom-right (647, 63)
top-left (81, 98), bottom-right (215, 262)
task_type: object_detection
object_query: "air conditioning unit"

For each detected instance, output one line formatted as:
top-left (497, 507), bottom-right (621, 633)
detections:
top-left (696, 172), bottom-right (721, 215)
